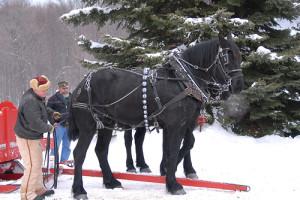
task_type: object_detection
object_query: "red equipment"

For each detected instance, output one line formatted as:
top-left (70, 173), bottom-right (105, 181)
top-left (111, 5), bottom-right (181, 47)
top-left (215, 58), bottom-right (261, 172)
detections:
top-left (43, 167), bottom-right (250, 192)
top-left (198, 116), bottom-right (206, 132)
top-left (0, 101), bottom-right (53, 193)
top-left (0, 101), bottom-right (23, 193)
top-left (0, 101), bottom-right (20, 162)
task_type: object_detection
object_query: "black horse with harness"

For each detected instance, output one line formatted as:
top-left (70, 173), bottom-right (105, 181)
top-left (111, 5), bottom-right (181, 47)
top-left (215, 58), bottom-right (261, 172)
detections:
top-left (68, 34), bottom-right (244, 199)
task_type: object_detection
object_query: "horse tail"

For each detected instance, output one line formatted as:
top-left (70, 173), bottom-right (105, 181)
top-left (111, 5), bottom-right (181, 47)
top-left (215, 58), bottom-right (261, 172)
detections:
top-left (68, 98), bottom-right (80, 141)
top-left (68, 78), bottom-right (86, 141)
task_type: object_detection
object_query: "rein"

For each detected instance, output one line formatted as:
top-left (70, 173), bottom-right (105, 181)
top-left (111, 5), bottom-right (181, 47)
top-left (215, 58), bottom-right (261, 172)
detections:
top-left (43, 129), bottom-right (59, 189)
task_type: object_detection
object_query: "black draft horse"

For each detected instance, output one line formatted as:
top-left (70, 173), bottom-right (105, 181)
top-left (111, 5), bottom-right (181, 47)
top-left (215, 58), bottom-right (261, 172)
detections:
top-left (68, 34), bottom-right (243, 199)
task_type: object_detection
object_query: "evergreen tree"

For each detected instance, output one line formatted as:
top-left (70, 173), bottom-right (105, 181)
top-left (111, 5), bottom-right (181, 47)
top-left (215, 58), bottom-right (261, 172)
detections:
top-left (60, 0), bottom-right (299, 137)
top-left (215, 0), bottom-right (300, 137)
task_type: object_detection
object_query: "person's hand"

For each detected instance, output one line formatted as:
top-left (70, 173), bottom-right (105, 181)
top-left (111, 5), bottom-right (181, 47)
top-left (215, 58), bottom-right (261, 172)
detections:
top-left (52, 112), bottom-right (62, 120)
top-left (49, 125), bottom-right (55, 134)
top-left (53, 122), bottom-right (59, 128)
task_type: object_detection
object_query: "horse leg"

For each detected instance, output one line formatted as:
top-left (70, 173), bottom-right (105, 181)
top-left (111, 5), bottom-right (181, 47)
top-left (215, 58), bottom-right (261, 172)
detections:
top-left (95, 128), bottom-right (122, 189)
top-left (165, 126), bottom-right (186, 195)
top-left (135, 127), bottom-right (151, 173)
top-left (124, 130), bottom-right (136, 173)
top-left (183, 152), bottom-right (198, 179)
top-left (177, 130), bottom-right (198, 179)
top-left (72, 125), bottom-right (95, 199)
top-left (160, 129), bottom-right (168, 176)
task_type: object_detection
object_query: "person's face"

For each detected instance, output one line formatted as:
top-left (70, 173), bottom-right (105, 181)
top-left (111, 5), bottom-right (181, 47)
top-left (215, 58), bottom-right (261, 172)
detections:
top-left (34, 89), bottom-right (48, 98)
top-left (59, 87), bottom-right (69, 95)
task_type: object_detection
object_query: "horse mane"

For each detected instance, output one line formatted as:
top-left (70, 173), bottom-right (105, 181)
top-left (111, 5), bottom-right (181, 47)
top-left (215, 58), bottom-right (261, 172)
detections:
top-left (182, 38), bottom-right (220, 69)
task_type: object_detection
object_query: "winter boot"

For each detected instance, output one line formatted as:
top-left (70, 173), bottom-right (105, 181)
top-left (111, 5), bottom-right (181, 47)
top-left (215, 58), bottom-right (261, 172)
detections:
top-left (33, 189), bottom-right (55, 200)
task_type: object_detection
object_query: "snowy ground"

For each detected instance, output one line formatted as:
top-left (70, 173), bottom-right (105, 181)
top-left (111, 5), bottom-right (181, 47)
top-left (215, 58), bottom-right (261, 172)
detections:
top-left (1, 122), bottom-right (300, 200)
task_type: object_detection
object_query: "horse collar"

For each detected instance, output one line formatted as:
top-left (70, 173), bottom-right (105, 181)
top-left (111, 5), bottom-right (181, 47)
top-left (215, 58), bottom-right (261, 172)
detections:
top-left (169, 55), bottom-right (210, 102)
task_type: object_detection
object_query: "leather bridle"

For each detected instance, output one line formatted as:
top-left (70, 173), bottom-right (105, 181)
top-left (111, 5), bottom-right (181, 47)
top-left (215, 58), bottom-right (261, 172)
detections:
top-left (177, 46), bottom-right (243, 96)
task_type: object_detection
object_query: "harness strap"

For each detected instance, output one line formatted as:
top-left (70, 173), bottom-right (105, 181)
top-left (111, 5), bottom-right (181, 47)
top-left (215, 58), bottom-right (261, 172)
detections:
top-left (150, 79), bottom-right (162, 132)
top-left (149, 87), bottom-right (192, 120)
top-left (151, 80), bottom-right (162, 109)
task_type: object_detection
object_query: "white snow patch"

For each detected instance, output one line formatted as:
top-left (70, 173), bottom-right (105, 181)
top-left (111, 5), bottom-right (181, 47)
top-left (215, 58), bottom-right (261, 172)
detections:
top-left (256, 46), bottom-right (284, 60)
top-left (230, 18), bottom-right (249, 25)
top-left (90, 41), bottom-right (107, 49)
top-left (246, 34), bottom-right (263, 40)
top-left (251, 81), bottom-right (258, 87)
top-left (184, 16), bottom-right (213, 24)
top-left (83, 59), bottom-right (99, 65)
top-left (60, 7), bottom-right (112, 20)
top-left (145, 52), bottom-right (162, 58)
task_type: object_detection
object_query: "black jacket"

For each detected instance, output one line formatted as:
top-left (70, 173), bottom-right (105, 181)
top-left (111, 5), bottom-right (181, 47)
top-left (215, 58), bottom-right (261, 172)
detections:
top-left (14, 89), bottom-right (54, 140)
top-left (47, 91), bottom-right (71, 126)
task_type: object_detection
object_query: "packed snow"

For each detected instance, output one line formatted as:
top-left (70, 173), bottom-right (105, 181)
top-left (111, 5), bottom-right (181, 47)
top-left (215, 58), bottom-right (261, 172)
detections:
top-left (1, 122), bottom-right (300, 200)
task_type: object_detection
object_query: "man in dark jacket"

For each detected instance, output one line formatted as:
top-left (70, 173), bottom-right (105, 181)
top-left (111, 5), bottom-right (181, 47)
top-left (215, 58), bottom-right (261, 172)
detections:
top-left (47, 81), bottom-right (72, 162)
top-left (14, 75), bottom-right (61, 200)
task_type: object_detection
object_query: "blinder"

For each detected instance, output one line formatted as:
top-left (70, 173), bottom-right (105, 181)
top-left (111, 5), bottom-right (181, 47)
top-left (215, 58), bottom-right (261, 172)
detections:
top-left (219, 47), bottom-right (230, 66)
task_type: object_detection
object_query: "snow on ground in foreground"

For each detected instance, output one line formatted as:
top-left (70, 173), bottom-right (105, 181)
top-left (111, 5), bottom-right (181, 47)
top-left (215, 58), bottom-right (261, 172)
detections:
top-left (1, 122), bottom-right (300, 200)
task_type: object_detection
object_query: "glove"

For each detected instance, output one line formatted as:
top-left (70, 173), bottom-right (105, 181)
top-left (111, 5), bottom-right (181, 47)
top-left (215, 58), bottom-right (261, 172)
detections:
top-left (52, 112), bottom-right (62, 120)
top-left (49, 125), bottom-right (55, 134)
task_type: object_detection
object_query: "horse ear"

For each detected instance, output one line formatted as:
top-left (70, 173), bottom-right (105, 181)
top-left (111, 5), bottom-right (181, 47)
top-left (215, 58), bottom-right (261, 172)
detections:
top-left (218, 33), bottom-right (226, 46)
top-left (227, 32), bottom-right (233, 41)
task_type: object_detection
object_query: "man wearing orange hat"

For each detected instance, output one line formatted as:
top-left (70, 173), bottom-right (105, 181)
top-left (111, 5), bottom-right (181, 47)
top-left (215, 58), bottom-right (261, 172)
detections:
top-left (14, 75), bottom-right (62, 200)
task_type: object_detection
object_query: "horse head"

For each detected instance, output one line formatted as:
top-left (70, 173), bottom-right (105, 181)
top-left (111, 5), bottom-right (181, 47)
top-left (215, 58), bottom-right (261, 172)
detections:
top-left (218, 33), bottom-right (244, 100)
top-left (182, 33), bottom-right (244, 101)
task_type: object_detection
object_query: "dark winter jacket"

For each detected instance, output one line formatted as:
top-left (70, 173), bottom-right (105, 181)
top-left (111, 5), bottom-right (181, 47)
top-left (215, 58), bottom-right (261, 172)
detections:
top-left (47, 91), bottom-right (72, 126)
top-left (14, 88), bottom-right (54, 140)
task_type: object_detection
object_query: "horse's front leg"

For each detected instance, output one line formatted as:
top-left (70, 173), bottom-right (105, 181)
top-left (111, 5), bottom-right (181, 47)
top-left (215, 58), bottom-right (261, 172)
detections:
top-left (95, 128), bottom-right (122, 189)
top-left (165, 126), bottom-right (186, 195)
top-left (72, 127), bottom-right (95, 200)
top-left (160, 129), bottom-right (168, 176)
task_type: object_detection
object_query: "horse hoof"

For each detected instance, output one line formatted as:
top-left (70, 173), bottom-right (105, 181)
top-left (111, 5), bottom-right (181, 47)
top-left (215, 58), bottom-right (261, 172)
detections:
top-left (74, 194), bottom-right (88, 200)
top-left (140, 167), bottom-right (152, 173)
top-left (171, 189), bottom-right (186, 195)
top-left (185, 173), bottom-right (198, 179)
top-left (126, 169), bottom-right (137, 173)
top-left (114, 185), bottom-right (123, 189)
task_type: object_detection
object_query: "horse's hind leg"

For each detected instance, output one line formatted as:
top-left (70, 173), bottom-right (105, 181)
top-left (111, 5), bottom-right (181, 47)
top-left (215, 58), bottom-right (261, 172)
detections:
top-left (72, 121), bottom-right (95, 199)
top-left (177, 130), bottom-right (198, 179)
top-left (95, 128), bottom-right (122, 189)
top-left (183, 152), bottom-right (198, 179)
top-left (124, 129), bottom-right (136, 172)
top-left (135, 127), bottom-right (151, 173)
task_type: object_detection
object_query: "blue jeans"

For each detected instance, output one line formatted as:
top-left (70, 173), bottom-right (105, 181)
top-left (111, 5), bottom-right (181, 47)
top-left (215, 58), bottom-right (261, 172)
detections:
top-left (51, 125), bottom-right (71, 162)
